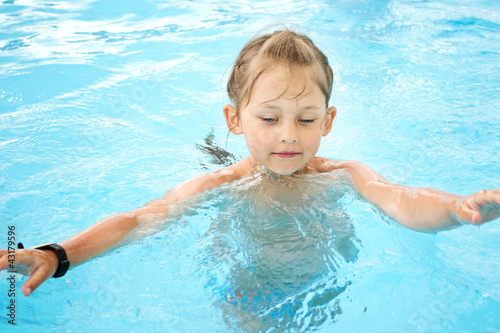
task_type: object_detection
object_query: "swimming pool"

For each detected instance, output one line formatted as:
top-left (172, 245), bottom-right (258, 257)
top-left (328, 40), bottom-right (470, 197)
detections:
top-left (1, 0), bottom-right (499, 331)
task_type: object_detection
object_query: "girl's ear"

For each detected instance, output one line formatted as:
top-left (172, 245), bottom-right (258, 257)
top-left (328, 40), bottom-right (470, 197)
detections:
top-left (224, 104), bottom-right (243, 135)
top-left (322, 106), bottom-right (337, 136)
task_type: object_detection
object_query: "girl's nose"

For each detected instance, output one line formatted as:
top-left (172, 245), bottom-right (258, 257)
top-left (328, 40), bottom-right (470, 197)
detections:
top-left (281, 125), bottom-right (298, 143)
top-left (281, 135), bottom-right (298, 143)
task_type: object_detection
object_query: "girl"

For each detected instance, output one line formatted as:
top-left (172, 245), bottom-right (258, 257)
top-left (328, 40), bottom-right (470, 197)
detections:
top-left (1, 29), bottom-right (499, 298)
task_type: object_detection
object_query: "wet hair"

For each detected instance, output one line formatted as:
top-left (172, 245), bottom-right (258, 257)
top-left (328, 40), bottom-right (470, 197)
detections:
top-left (227, 30), bottom-right (333, 113)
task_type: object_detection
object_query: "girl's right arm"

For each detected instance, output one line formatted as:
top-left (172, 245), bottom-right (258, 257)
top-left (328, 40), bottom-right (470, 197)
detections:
top-left (0, 158), bottom-right (253, 296)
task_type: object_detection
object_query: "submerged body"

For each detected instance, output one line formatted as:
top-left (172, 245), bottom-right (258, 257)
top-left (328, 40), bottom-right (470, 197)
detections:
top-left (198, 171), bottom-right (359, 330)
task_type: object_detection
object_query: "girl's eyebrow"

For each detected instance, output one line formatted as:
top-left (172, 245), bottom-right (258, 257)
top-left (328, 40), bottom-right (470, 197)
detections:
top-left (299, 105), bottom-right (323, 111)
top-left (255, 104), bottom-right (282, 111)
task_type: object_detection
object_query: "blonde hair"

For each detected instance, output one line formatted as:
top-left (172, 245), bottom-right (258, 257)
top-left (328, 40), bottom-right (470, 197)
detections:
top-left (227, 30), bottom-right (333, 113)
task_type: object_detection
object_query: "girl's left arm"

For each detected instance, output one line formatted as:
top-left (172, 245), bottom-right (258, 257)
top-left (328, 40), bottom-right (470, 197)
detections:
top-left (335, 160), bottom-right (500, 232)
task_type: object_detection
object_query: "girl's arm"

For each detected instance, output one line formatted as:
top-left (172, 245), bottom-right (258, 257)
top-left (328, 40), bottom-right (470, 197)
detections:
top-left (335, 160), bottom-right (500, 232)
top-left (0, 158), bottom-right (253, 296)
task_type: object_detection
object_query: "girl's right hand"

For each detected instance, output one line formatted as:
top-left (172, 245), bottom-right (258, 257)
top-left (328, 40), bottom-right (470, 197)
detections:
top-left (453, 189), bottom-right (500, 225)
top-left (0, 249), bottom-right (59, 296)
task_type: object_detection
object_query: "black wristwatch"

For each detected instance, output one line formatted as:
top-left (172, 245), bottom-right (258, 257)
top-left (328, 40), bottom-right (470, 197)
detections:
top-left (33, 243), bottom-right (70, 278)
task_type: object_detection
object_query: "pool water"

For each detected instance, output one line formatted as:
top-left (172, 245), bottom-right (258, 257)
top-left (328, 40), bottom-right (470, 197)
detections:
top-left (1, 0), bottom-right (499, 332)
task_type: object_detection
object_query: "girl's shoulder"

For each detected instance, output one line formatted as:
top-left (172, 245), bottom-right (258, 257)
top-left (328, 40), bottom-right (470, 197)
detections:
top-left (306, 156), bottom-right (344, 173)
top-left (307, 157), bottom-right (374, 174)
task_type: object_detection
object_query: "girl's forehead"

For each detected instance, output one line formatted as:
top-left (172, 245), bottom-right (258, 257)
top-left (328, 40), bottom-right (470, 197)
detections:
top-left (249, 70), bottom-right (325, 105)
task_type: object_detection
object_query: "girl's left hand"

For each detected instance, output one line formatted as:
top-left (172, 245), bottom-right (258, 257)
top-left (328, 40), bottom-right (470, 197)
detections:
top-left (453, 189), bottom-right (500, 225)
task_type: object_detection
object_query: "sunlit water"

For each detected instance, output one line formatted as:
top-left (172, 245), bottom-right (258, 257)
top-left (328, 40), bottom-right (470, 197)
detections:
top-left (1, 0), bottom-right (499, 332)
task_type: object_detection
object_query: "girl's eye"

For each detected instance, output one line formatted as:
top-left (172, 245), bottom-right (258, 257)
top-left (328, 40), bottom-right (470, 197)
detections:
top-left (299, 119), bottom-right (315, 124)
top-left (262, 118), bottom-right (277, 123)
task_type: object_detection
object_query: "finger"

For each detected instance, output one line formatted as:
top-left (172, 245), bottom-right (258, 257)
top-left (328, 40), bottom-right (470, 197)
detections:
top-left (471, 211), bottom-right (481, 225)
top-left (479, 202), bottom-right (500, 224)
top-left (471, 190), bottom-right (500, 207)
top-left (1, 250), bottom-right (57, 296)
top-left (458, 207), bottom-right (479, 225)
top-left (22, 263), bottom-right (54, 296)
top-left (455, 199), bottom-right (481, 225)
top-left (0, 251), bottom-right (31, 276)
top-left (465, 190), bottom-right (500, 224)
top-left (3, 250), bottom-right (36, 267)
top-left (0, 259), bottom-right (9, 272)
top-left (460, 200), bottom-right (500, 225)
top-left (12, 251), bottom-right (57, 296)
top-left (0, 250), bottom-right (17, 271)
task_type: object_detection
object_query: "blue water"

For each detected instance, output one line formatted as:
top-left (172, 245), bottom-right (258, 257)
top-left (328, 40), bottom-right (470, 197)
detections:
top-left (1, 0), bottom-right (500, 332)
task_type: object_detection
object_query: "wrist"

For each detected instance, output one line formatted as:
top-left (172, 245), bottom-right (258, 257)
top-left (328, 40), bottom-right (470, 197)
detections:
top-left (42, 250), bottom-right (59, 275)
top-left (449, 196), bottom-right (466, 225)
top-left (33, 243), bottom-right (70, 278)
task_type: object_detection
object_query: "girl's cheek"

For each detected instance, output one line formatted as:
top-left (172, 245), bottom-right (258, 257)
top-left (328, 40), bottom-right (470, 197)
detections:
top-left (249, 134), bottom-right (268, 148)
top-left (245, 127), bottom-right (269, 148)
top-left (305, 132), bottom-right (323, 150)
top-left (249, 124), bottom-right (273, 142)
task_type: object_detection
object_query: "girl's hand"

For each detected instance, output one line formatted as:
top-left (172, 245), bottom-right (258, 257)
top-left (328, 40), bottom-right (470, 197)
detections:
top-left (0, 249), bottom-right (59, 296)
top-left (453, 189), bottom-right (500, 225)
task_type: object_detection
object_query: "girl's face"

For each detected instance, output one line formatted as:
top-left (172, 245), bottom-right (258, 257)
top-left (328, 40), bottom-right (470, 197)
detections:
top-left (225, 70), bottom-right (336, 175)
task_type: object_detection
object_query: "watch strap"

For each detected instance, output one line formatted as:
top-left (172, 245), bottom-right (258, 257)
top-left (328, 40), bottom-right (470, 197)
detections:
top-left (33, 243), bottom-right (70, 278)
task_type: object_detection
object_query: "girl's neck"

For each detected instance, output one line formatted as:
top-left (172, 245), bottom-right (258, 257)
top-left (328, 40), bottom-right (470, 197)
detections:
top-left (252, 161), bottom-right (312, 184)
top-left (261, 167), bottom-right (300, 182)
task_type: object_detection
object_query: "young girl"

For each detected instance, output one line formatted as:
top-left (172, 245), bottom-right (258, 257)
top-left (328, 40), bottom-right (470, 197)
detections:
top-left (1, 29), bottom-right (499, 298)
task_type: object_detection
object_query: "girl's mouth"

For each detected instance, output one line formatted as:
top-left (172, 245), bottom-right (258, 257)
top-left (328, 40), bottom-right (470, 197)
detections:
top-left (273, 151), bottom-right (300, 158)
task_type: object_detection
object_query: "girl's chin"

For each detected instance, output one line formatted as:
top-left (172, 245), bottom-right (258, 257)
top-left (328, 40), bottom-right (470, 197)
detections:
top-left (250, 158), bottom-right (307, 177)
top-left (260, 165), bottom-right (304, 177)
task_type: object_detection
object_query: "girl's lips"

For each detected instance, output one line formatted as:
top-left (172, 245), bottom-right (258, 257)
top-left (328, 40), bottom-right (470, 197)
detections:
top-left (273, 152), bottom-right (300, 158)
